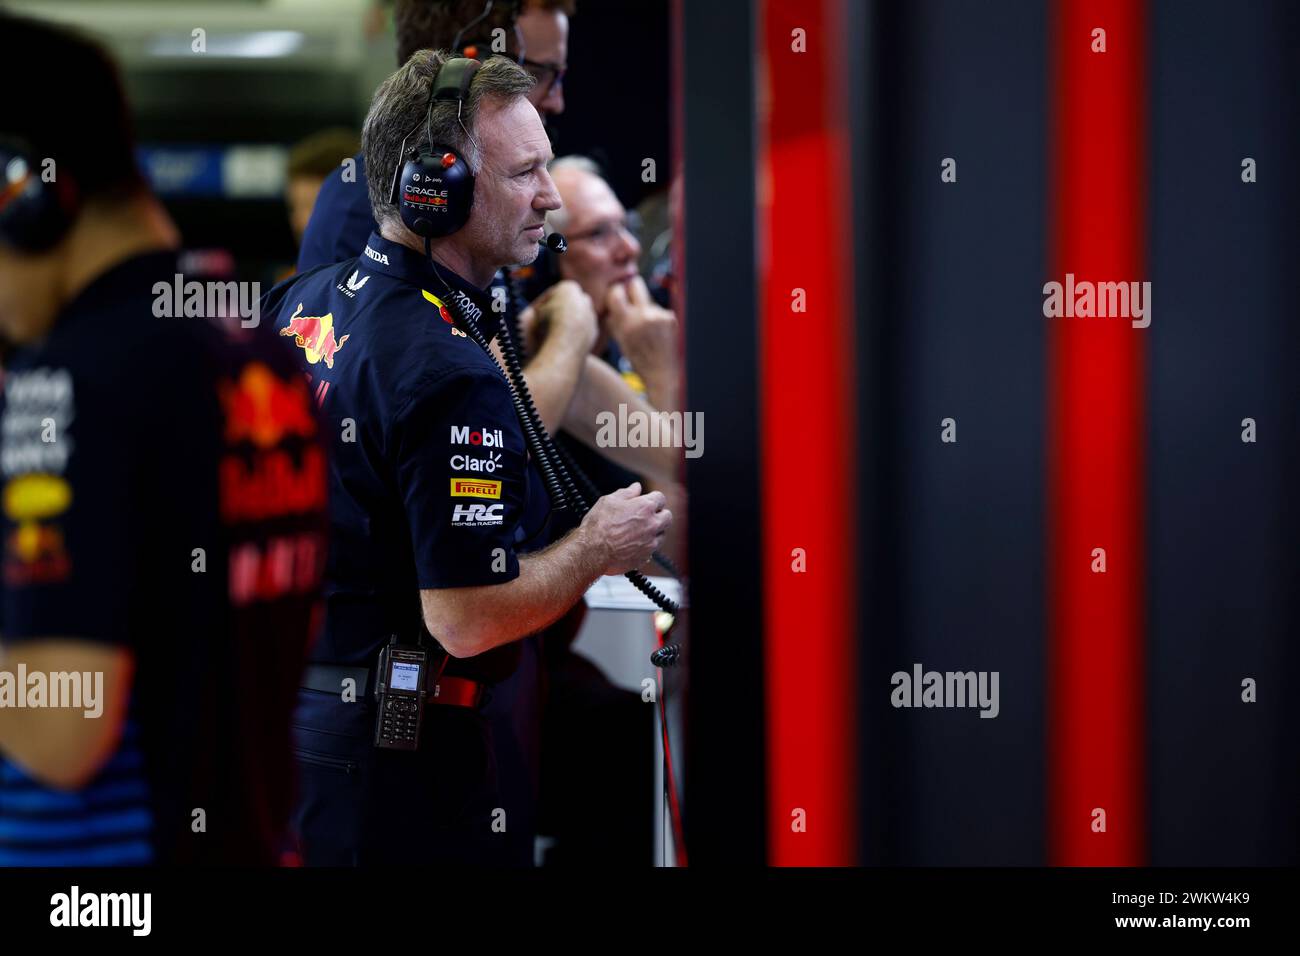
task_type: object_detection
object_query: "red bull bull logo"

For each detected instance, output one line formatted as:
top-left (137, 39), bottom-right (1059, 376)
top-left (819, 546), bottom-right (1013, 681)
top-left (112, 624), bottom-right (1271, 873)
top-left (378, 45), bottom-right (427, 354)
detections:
top-left (280, 303), bottom-right (350, 368)
top-left (3, 523), bottom-right (69, 585)
top-left (2, 473), bottom-right (73, 585)
top-left (221, 362), bottom-right (317, 449)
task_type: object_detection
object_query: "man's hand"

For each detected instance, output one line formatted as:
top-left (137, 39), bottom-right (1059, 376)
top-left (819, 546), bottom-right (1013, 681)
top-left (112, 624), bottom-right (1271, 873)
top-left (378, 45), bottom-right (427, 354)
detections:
top-left (579, 481), bottom-right (672, 575)
top-left (604, 277), bottom-right (680, 410)
top-left (419, 482), bottom-right (671, 658)
top-left (522, 279), bottom-right (598, 358)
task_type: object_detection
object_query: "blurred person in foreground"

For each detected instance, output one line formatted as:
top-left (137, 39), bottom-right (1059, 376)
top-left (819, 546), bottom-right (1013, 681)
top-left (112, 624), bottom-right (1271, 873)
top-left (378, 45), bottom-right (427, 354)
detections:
top-left (0, 14), bottom-right (326, 865)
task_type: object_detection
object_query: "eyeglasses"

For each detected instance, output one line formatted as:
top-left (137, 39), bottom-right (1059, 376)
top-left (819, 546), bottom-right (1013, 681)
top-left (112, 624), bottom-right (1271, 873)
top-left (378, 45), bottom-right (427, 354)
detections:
top-left (567, 211), bottom-right (642, 248)
top-left (522, 58), bottom-right (567, 98)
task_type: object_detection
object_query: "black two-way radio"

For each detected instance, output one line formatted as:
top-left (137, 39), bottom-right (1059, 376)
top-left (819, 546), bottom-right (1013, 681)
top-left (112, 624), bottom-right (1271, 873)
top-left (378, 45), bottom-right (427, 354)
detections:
top-left (373, 635), bottom-right (441, 750)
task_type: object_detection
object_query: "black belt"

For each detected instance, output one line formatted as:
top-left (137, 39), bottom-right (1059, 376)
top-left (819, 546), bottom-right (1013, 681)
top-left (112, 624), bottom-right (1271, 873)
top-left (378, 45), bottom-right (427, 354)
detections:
top-left (301, 663), bottom-right (489, 709)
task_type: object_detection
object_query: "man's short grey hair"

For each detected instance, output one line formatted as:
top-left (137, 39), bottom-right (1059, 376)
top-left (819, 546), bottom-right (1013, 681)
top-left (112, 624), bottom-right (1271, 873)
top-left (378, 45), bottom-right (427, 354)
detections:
top-left (546, 155), bottom-right (604, 234)
top-left (364, 50), bottom-right (534, 228)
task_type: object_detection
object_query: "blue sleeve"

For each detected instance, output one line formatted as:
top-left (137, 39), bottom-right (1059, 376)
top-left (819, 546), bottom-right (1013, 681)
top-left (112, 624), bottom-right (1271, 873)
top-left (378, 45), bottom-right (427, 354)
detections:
top-left (296, 158), bottom-right (377, 273)
top-left (390, 367), bottom-right (528, 590)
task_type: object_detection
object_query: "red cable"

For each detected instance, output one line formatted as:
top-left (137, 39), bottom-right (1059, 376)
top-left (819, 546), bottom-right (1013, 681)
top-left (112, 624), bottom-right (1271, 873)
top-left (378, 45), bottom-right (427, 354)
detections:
top-left (655, 618), bottom-right (688, 866)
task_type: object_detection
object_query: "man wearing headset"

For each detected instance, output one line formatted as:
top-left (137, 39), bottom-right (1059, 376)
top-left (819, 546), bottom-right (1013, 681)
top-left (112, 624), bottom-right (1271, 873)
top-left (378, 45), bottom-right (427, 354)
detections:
top-left (298, 0), bottom-right (573, 273)
top-left (0, 15), bottom-right (326, 865)
top-left (296, 0), bottom-right (679, 866)
top-left (260, 50), bottom-right (671, 865)
top-left (299, 0), bottom-right (673, 481)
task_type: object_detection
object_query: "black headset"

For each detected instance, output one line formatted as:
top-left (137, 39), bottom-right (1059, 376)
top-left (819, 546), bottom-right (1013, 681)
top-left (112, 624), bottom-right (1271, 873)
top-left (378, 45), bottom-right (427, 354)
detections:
top-left (387, 56), bottom-right (481, 239)
top-left (0, 137), bottom-right (79, 252)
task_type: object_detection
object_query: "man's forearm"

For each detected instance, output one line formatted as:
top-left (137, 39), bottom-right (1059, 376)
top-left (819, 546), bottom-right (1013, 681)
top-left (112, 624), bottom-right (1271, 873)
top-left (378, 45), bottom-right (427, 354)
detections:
top-left (424, 526), bottom-right (606, 658)
top-left (516, 328), bottom-right (590, 434)
top-left (636, 363), bottom-right (680, 416)
top-left (0, 641), bottom-right (131, 790)
top-left (561, 356), bottom-right (679, 484)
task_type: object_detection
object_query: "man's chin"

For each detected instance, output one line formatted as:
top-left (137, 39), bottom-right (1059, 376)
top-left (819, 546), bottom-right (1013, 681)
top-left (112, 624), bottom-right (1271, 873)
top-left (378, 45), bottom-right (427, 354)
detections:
top-left (510, 241), bottom-right (542, 267)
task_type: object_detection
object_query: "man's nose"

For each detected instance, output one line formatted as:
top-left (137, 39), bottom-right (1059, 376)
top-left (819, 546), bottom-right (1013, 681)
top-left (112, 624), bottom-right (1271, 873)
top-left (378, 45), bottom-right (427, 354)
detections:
top-left (541, 85), bottom-right (565, 117)
top-left (617, 227), bottom-right (640, 260)
top-left (535, 168), bottom-right (562, 212)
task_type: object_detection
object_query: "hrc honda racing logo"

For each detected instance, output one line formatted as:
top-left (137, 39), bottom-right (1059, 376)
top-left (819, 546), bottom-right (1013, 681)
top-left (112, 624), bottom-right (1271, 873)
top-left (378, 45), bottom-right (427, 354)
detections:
top-left (451, 503), bottom-right (504, 526)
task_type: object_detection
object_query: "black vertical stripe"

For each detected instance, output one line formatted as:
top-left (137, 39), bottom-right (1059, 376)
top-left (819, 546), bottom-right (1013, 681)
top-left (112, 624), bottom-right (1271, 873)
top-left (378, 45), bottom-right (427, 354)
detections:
top-left (680, 0), bottom-right (766, 864)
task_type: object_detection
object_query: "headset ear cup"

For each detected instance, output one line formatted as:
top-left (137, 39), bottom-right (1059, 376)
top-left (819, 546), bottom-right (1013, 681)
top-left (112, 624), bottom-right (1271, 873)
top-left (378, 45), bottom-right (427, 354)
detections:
top-left (0, 142), bottom-right (76, 252)
top-left (396, 148), bottom-right (474, 239)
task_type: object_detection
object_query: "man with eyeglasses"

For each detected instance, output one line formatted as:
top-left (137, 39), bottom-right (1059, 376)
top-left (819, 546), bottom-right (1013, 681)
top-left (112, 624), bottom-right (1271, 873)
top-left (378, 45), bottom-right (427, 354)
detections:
top-left (546, 157), bottom-right (680, 416)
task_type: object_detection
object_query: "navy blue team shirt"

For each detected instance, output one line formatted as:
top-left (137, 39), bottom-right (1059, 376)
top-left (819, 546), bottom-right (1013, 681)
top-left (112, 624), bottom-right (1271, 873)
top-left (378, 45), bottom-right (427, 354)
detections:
top-left (263, 231), bottom-right (543, 681)
top-left (0, 252), bottom-right (325, 865)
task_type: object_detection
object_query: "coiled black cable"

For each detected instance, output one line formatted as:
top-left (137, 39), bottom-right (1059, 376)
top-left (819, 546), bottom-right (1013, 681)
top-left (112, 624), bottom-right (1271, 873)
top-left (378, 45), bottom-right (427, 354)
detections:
top-left (492, 310), bottom-right (680, 616)
top-left (649, 644), bottom-right (681, 668)
top-left (494, 315), bottom-right (588, 514)
top-left (428, 240), bottom-right (568, 510)
top-left (443, 275), bottom-right (680, 617)
top-left (503, 267), bottom-right (684, 584)
top-left (549, 438), bottom-right (683, 581)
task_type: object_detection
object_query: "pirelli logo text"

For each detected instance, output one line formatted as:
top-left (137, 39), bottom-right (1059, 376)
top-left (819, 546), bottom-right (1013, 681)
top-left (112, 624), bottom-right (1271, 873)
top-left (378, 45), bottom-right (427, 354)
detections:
top-left (450, 478), bottom-right (502, 500)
